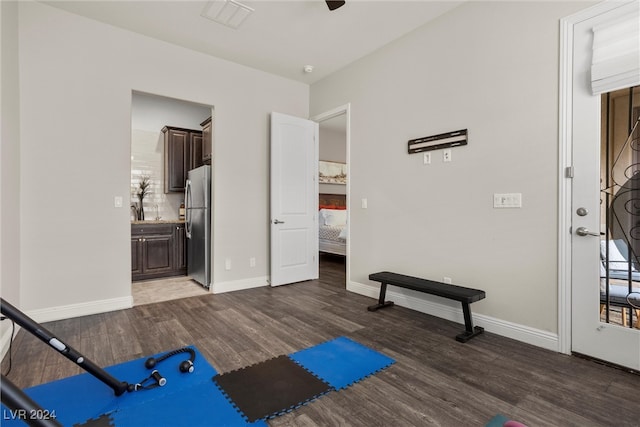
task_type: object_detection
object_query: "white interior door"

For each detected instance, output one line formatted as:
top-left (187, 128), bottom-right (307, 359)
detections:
top-left (270, 112), bottom-right (319, 287)
top-left (570, 2), bottom-right (640, 370)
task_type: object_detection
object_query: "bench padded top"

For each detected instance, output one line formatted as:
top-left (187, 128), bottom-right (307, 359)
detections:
top-left (369, 271), bottom-right (486, 304)
top-left (601, 284), bottom-right (640, 306)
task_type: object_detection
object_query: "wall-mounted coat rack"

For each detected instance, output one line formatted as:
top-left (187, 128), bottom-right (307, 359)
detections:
top-left (408, 129), bottom-right (468, 154)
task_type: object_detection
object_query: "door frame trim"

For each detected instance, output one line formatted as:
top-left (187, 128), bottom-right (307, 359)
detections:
top-left (558, 0), bottom-right (636, 355)
top-left (311, 103), bottom-right (351, 285)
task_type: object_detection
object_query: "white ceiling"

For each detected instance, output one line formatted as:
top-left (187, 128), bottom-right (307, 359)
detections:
top-left (43, 0), bottom-right (464, 84)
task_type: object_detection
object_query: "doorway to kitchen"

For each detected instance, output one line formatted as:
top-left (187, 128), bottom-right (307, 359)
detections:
top-left (130, 91), bottom-right (213, 306)
top-left (313, 104), bottom-right (350, 289)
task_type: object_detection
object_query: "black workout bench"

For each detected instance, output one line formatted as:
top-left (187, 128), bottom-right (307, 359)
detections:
top-left (368, 271), bottom-right (486, 342)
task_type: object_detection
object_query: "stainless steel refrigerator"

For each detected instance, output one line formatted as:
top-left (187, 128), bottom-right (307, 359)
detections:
top-left (185, 165), bottom-right (211, 289)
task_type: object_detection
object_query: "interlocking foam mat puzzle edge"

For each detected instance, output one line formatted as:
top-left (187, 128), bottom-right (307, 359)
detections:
top-left (212, 336), bottom-right (396, 422)
top-left (290, 336), bottom-right (396, 390)
top-left (212, 355), bottom-right (332, 423)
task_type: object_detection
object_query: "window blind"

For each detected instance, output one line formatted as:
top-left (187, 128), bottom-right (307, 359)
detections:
top-left (591, 9), bottom-right (640, 95)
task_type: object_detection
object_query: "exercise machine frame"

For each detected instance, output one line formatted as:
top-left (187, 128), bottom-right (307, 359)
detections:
top-left (0, 298), bottom-right (129, 426)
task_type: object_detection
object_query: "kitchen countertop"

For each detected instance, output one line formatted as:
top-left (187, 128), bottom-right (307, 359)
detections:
top-left (131, 219), bottom-right (185, 225)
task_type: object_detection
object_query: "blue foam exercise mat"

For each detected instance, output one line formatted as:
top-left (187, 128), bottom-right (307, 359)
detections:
top-left (2, 337), bottom-right (394, 426)
top-left (1, 346), bottom-right (266, 427)
top-left (289, 336), bottom-right (395, 390)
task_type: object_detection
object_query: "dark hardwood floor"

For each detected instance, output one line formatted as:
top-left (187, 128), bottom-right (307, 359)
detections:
top-left (3, 256), bottom-right (639, 426)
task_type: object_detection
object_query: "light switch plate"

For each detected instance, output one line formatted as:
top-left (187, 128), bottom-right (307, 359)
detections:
top-left (114, 196), bottom-right (123, 208)
top-left (493, 193), bottom-right (522, 208)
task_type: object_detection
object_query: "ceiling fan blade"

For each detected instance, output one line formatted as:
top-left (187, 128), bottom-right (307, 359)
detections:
top-left (326, 1), bottom-right (345, 11)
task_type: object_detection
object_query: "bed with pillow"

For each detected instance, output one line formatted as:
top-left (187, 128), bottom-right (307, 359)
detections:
top-left (319, 194), bottom-right (347, 256)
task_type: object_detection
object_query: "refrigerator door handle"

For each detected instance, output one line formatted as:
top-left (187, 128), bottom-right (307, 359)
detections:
top-left (185, 179), bottom-right (192, 239)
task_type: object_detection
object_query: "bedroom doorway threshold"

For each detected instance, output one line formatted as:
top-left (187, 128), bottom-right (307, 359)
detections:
top-left (319, 253), bottom-right (346, 290)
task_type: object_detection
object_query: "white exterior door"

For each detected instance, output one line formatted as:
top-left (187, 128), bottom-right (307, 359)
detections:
top-left (270, 112), bottom-right (319, 287)
top-left (569, 2), bottom-right (640, 370)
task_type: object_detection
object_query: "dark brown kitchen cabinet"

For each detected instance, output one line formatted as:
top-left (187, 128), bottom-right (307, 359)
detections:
top-left (131, 223), bottom-right (186, 281)
top-left (163, 126), bottom-right (203, 193)
top-left (201, 117), bottom-right (212, 165)
top-left (175, 223), bottom-right (187, 271)
top-left (163, 127), bottom-right (188, 193)
top-left (190, 132), bottom-right (204, 171)
top-left (131, 237), bottom-right (143, 275)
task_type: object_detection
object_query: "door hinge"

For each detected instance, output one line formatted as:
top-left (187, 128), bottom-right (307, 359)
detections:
top-left (565, 166), bottom-right (574, 178)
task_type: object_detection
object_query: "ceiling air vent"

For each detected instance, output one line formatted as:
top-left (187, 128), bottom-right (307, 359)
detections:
top-left (201, 0), bottom-right (254, 30)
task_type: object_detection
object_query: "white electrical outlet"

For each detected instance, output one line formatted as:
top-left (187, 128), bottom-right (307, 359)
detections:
top-left (443, 149), bottom-right (452, 162)
top-left (250, 257), bottom-right (256, 267)
top-left (443, 277), bottom-right (452, 284)
top-left (361, 198), bottom-right (368, 209)
top-left (225, 258), bottom-right (231, 270)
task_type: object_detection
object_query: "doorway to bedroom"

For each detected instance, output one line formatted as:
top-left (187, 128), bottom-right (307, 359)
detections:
top-left (315, 105), bottom-right (349, 289)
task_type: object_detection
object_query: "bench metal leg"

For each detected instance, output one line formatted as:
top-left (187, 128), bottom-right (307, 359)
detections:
top-left (456, 302), bottom-right (484, 342)
top-left (367, 282), bottom-right (395, 311)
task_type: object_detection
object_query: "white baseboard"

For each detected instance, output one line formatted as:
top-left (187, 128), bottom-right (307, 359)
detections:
top-left (348, 281), bottom-right (559, 352)
top-left (213, 276), bottom-right (268, 294)
top-left (26, 296), bottom-right (133, 324)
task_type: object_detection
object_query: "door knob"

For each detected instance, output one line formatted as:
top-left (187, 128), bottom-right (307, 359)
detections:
top-left (273, 219), bottom-right (285, 224)
top-left (575, 227), bottom-right (600, 237)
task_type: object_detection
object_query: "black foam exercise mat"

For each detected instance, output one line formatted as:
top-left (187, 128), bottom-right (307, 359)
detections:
top-left (212, 355), bottom-right (332, 422)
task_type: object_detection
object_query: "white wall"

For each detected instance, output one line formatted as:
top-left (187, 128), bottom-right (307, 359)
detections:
top-left (320, 123), bottom-right (346, 163)
top-left (1, 0), bottom-right (21, 350)
top-left (310, 1), bottom-right (593, 337)
top-left (319, 117), bottom-right (347, 195)
top-left (18, 2), bottom-right (308, 315)
top-left (131, 91), bottom-right (212, 132)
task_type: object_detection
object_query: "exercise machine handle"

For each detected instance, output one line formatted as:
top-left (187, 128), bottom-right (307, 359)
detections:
top-left (0, 298), bottom-right (128, 396)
